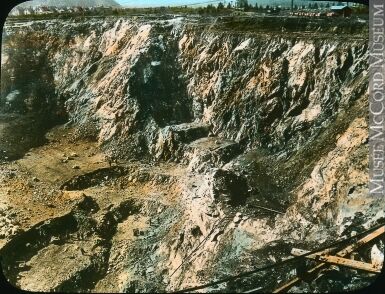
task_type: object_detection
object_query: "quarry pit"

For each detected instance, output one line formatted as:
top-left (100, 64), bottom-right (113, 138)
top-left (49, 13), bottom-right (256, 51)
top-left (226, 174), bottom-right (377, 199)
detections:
top-left (0, 14), bottom-right (384, 293)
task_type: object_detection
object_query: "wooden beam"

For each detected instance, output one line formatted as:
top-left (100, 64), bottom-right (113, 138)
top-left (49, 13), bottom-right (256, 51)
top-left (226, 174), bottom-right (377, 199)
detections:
top-left (272, 226), bottom-right (385, 293)
top-left (336, 226), bottom-right (385, 257)
top-left (315, 254), bottom-right (380, 273)
top-left (272, 265), bottom-right (323, 294)
top-left (291, 248), bottom-right (381, 273)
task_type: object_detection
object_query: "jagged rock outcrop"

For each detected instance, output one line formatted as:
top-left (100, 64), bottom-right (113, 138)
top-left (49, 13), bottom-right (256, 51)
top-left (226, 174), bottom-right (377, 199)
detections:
top-left (154, 122), bottom-right (210, 161)
top-left (1, 15), bottom-right (380, 293)
top-left (1, 17), bottom-right (368, 162)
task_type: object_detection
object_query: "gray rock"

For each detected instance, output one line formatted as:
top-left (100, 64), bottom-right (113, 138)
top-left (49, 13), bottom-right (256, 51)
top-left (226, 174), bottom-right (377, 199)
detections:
top-left (211, 169), bottom-right (249, 206)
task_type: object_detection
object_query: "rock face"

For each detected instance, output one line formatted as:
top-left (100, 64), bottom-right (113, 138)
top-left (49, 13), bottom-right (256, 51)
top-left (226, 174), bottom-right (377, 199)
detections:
top-left (1, 17), bottom-right (368, 162)
top-left (154, 122), bottom-right (210, 161)
top-left (1, 15), bottom-right (382, 293)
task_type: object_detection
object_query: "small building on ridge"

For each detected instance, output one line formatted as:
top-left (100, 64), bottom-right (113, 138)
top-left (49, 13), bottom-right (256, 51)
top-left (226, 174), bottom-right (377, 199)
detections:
top-left (330, 5), bottom-right (352, 17)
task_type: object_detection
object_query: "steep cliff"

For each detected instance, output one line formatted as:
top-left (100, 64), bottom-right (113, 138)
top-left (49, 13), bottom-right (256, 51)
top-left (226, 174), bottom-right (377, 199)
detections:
top-left (1, 17), bottom-right (368, 158)
top-left (1, 16), bottom-right (382, 293)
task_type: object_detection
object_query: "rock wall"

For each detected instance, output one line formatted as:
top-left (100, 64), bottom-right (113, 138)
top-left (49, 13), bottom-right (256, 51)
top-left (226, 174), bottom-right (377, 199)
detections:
top-left (2, 17), bottom-right (368, 160)
top-left (2, 16), bottom-right (380, 293)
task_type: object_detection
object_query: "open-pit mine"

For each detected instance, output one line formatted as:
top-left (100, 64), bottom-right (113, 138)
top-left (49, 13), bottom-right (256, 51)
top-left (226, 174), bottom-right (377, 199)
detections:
top-left (0, 13), bottom-right (384, 293)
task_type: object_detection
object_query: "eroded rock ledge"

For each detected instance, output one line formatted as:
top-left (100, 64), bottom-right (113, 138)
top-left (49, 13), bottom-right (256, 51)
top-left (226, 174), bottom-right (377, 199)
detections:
top-left (1, 15), bottom-right (382, 293)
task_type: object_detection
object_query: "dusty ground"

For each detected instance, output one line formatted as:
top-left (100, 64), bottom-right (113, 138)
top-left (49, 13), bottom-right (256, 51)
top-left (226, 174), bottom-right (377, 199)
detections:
top-left (0, 117), bottom-right (190, 292)
top-left (0, 121), bottom-right (105, 243)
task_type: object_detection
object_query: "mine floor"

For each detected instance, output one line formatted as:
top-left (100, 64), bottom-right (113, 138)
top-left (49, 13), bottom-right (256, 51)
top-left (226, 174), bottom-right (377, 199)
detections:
top-left (0, 112), bottom-right (383, 293)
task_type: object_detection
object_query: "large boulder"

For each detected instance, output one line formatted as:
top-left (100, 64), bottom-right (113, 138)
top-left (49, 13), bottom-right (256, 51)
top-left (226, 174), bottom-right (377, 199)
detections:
top-left (211, 169), bottom-right (249, 206)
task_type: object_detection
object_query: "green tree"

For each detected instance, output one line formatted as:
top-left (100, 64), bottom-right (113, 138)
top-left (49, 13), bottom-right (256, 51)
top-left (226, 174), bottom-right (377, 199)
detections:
top-left (205, 4), bottom-right (215, 14)
top-left (237, 0), bottom-right (248, 9)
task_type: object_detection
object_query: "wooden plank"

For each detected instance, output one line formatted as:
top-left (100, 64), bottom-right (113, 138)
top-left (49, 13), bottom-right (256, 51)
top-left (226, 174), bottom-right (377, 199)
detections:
top-left (336, 226), bottom-right (385, 257)
top-left (272, 277), bottom-right (304, 294)
top-left (272, 226), bottom-right (385, 293)
top-left (291, 249), bottom-right (381, 273)
top-left (314, 255), bottom-right (380, 273)
top-left (272, 263), bottom-right (328, 293)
